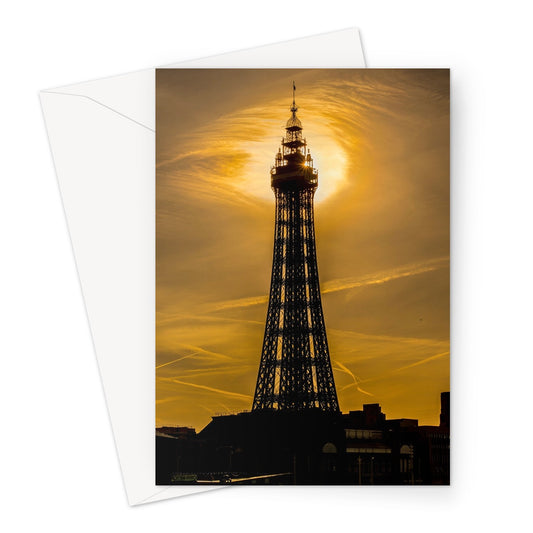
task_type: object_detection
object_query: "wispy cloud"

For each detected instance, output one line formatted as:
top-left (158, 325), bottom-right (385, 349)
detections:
top-left (202, 257), bottom-right (449, 313)
top-left (197, 404), bottom-right (216, 415)
top-left (175, 344), bottom-right (233, 361)
top-left (171, 379), bottom-right (253, 402)
top-left (155, 395), bottom-right (182, 406)
top-left (328, 328), bottom-right (449, 348)
top-left (157, 82), bottom-right (355, 208)
top-left (155, 353), bottom-right (199, 370)
top-left (322, 257), bottom-right (449, 294)
top-left (392, 351), bottom-right (450, 373)
top-left (333, 360), bottom-right (374, 397)
top-left (203, 295), bottom-right (269, 313)
top-left (156, 311), bottom-right (264, 327)
top-left (359, 351), bottom-right (450, 387)
top-left (158, 364), bottom-right (254, 381)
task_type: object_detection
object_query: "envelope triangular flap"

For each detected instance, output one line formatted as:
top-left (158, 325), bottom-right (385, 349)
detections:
top-left (44, 70), bottom-right (155, 131)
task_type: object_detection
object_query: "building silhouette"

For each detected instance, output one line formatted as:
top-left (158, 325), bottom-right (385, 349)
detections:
top-left (156, 392), bottom-right (450, 485)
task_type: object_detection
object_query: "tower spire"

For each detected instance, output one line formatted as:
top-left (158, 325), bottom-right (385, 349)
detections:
top-left (291, 81), bottom-right (298, 113)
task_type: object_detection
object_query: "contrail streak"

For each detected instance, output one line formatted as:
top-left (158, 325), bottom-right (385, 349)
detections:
top-left (197, 404), bottom-right (215, 414)
top-left (155, 395), bottom-right (181, 405)
top-left (333, 360), bottom-right (374, 397)
top-left (204, 295), bottom-right (269, 313)
top-left (172, 379), bottom-right (253, 402)
top-left (177, 343), bottom-right (233, 361)
top-left (155, 352), bottom-right (199, 370)
top-left (322, 257), bottom-right (449, 295)
top-left (392, 351), bottom-right (450, 373)
top-left (203, 257), bottom-right (449, 312)
top-left (360, 351), bottom-right (450, 386)
top-left (157, 311), bottom-right (264, 327)
top-left (328, 328), bottom-right (449, 348)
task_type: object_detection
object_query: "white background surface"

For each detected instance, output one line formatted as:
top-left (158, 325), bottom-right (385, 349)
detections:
top-left (1, 1), bottom-right (531, 531)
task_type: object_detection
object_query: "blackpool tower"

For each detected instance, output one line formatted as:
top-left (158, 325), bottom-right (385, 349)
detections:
top-left (252, 85), bottom-right (339, 412)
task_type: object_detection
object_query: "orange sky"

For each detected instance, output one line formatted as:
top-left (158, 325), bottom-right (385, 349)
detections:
top-left (156, 69), bottom-right (449, 430)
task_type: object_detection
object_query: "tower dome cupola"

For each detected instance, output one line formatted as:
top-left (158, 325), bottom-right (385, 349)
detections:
top-left (270, 82), bottom-right (318, 190)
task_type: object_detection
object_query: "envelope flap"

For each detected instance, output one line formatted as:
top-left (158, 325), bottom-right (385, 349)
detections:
top-left (42, 70), bottom-right (155, 132)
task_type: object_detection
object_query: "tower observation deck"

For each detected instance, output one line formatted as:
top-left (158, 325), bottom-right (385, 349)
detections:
top-left (252, 84), bottom-right (339, 412)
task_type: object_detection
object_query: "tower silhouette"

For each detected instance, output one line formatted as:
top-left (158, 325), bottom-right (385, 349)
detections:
top-left (253, 85), bottom-right (339, 412)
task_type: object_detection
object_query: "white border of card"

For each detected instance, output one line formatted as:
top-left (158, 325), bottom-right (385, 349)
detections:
top-left (40, 28), bottom-right (365, 505)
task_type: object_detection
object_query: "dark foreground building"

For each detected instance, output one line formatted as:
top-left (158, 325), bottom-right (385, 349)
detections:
top-left (156, 392), bottom-right (450, 485)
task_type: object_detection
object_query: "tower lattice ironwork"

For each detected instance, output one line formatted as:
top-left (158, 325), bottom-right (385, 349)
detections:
top-left (252, 85), bottom-right (339, 412)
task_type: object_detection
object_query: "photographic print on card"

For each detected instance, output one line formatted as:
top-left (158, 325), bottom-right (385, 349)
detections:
top-left (156, 69), bottom-right (450, 485)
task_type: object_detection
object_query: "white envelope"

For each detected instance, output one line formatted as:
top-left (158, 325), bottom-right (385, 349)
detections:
top-left (40, 28), bottom-right (366, 506)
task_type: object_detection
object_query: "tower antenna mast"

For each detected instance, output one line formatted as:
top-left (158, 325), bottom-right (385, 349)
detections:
top-left (292, 81), bottom-right (296, 107)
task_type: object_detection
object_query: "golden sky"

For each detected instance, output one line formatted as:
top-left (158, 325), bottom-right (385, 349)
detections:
top-left (156, 69), bottom-right (449, 429)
